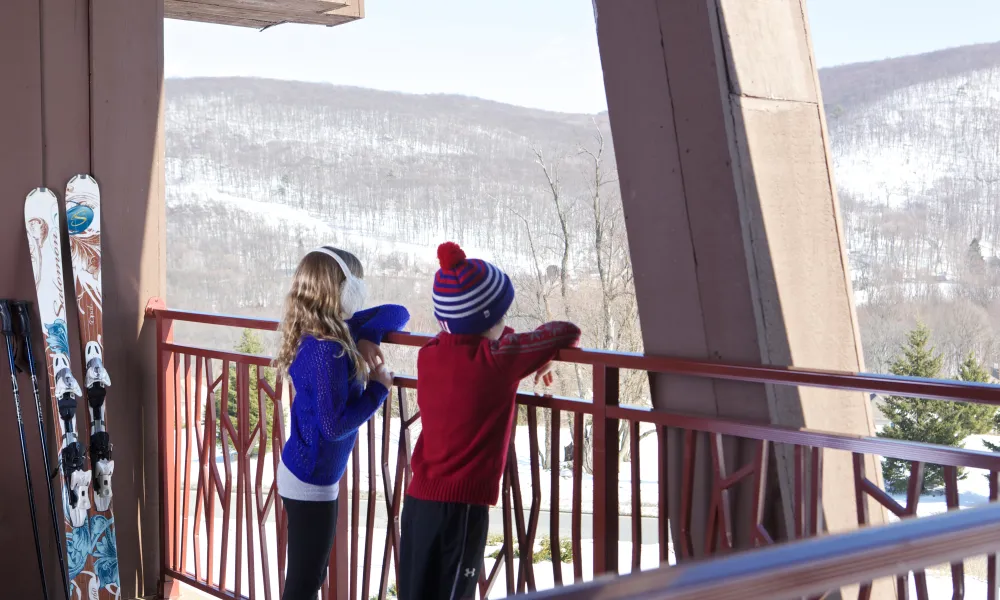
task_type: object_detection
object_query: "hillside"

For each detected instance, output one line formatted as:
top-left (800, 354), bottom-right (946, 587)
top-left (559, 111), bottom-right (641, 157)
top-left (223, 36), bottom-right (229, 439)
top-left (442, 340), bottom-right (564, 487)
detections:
top-left (166, 41), bottom-right (1000, 372)
top-left (818, 42), bottom-right (1000, 371)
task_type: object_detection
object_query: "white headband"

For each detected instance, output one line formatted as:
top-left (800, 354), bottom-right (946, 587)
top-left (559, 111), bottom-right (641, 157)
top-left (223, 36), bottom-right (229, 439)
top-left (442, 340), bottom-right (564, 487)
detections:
top-left (310, 246), bottom-right (352, 278)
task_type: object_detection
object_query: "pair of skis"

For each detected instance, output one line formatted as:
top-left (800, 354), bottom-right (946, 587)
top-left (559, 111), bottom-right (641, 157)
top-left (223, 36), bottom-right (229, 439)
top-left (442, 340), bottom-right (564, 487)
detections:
top-left (25, 175), bottom-right (118, 600)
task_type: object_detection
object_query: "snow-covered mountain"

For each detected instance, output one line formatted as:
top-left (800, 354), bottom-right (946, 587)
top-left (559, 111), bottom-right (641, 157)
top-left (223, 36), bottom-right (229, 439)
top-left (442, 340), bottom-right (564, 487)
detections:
top-left (166, 42), bottom-right (1000, 368)
top-left (166, 78), bottom-right (613, 323)
top-left (825, 43), bottom-right (1000, 302)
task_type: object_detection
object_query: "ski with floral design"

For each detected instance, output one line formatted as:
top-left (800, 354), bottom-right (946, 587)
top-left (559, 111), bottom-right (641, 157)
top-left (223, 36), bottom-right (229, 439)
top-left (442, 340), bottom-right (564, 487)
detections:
top-left (65, 174), bottom-right (119, 599)
top-left (25, 187), bottom-right (99, 599)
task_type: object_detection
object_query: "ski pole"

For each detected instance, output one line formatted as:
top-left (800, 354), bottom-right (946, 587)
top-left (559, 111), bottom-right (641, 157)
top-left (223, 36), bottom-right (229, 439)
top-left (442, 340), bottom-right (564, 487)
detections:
top-left (14, 301), bottom-right (71, 600)
top-left (0, 300), bottom-right (50, 600)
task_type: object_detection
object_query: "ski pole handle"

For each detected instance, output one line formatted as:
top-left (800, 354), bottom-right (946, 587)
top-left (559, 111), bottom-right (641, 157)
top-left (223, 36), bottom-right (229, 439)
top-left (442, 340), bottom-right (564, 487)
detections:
top-left (0, 300), bottom-right (14, 336)
top-left (13, 302), bottom-right (33, 339)
top-left (12, 302), bottom-right (36, 368)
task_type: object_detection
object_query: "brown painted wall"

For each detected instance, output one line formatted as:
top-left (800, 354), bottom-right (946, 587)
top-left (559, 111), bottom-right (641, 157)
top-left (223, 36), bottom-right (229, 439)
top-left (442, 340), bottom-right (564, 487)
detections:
top-left (0, 0), bottom-right (165, 597)
top-left (0, 2), bottom-right (50, 598)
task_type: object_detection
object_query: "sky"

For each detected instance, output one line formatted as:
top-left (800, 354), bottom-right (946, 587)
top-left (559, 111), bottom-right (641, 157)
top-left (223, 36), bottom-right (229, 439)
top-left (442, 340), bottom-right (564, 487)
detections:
top-left (165, 0), bottom-right (1000, 115)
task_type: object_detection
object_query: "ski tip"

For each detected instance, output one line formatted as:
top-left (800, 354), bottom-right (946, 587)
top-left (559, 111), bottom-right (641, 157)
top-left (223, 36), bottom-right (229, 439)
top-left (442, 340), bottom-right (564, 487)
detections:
top-left (67, 174), bottom-right (98, 186)
top-left (24, 188), bottom-right (59, 210)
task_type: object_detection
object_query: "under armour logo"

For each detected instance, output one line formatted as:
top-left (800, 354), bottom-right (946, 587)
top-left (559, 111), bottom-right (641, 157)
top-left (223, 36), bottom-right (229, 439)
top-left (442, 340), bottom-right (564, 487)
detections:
top-left (483, 309), bottom-right (490, 318)
top-left (464, 568), bottom-right (476, 578)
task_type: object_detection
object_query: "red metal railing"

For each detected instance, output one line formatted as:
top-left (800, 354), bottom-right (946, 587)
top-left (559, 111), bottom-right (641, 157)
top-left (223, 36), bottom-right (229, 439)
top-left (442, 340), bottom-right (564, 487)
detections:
top-left (147, 302), bottom-right (1000, 600)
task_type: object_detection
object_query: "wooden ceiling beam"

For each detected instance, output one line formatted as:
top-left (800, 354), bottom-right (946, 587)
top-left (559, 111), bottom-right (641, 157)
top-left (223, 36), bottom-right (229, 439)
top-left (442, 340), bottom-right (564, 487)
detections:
top-left (165, 0), bottom-right (362, 28)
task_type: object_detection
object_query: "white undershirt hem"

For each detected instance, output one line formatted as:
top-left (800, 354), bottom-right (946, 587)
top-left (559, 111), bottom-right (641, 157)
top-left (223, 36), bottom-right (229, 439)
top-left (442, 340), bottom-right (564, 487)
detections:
top-left (277, 458), bottom-right (340, 502)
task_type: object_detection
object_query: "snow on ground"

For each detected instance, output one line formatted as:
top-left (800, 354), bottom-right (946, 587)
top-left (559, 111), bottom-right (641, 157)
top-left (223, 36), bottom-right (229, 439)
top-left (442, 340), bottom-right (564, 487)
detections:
top-left (173, 421), bottom-right (999, 598)
top-left (832, 66), bottom-right (1000, 212)
top-left (165, 180), bottom-right (527, 274)
top-left (178, 521), bottom-right (668, 600)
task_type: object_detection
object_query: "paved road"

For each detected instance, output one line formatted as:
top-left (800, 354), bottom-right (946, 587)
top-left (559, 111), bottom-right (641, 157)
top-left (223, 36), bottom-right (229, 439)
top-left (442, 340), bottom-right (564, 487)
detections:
top-left (359, 494), bottom-right (662, 542)
top-left (188, 491), bottom-right (663, 543)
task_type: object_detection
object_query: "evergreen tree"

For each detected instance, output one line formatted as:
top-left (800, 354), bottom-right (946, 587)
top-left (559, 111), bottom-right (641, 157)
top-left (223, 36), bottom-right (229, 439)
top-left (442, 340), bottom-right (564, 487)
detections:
top-left (957, 351), bottom-right (997, 434)
top-left (878, 325), bottom-right (993, 493)
top-left (966, 239), bottom-right (989, 305)
top-left (217, 329), bottom-right (277, 454)
top-left (970, 350), bottom-right (1000, 459)
top-left (968, 238), bottom-right (985, 268)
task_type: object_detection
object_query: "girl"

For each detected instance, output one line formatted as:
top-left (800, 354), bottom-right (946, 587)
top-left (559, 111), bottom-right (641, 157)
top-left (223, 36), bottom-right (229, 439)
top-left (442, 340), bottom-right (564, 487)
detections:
top-left (275, 246), bottom-right (409, 600)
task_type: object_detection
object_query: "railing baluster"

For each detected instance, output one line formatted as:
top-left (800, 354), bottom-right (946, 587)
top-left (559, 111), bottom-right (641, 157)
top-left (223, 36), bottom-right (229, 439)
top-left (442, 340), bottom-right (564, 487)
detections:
top-left (502, 462), bottom-right (515, 594)
top-left (572, 412), bottom-right (584, 583)
top-left (275, 374), bottom-right (288, 598)
top-left (256, 372), bottom-right (274, 600)
top-left (657, 425), bottom-right (670, 565)
top-left (794, 445), bottom-right (803, 540)
top-left (395, 388), bottom-right (414, 580)
top-left (377, 400), bottom-right (394, 600)
top-left (810, 448), bottom-right (823, 538)
top-left (180, 354), bottom-right (194, 575)
top-left (525, 406), bottom-right (542, 590)
top-left (192, 356), bottom-right (206, 582)
top-left (630, 420), bottom-right (641, 571)
top-left (218, 360), bottom-right (233, 592)
top-left (362, 417), bottom-right (377, 600)
top-left (750, 441), bottom-right (771, 546)
top-left (679, 429), bottom-right (697, 560)
top-left (592, 365), bottom-right (620, 576)
top-left (173, 352), bottom-right (183, 570)
top-left (206, 360), bottom-right (220, 588)
top-left (508, 436), bottom-right (530, 593)
top-left (550, 407), bottom-right (563, 586)
top-left (350, 436), bottom-right (361, 600)
top-left (990, 470), bottom-right (999, 600)
top-left (853, 452), bottom-right (873, 600)
top-left (944, 466), bottom-right (965, 600)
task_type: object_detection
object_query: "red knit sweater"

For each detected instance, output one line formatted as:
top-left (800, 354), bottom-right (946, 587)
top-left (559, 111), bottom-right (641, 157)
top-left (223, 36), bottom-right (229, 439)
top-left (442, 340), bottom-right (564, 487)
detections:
top-left (407, 322), bottom-right (581, 506)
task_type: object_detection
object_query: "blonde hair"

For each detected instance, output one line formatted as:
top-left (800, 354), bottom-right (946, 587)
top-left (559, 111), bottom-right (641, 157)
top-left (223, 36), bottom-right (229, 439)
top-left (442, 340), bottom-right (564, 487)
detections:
top-left (275, 248), bottom-right (367, 381)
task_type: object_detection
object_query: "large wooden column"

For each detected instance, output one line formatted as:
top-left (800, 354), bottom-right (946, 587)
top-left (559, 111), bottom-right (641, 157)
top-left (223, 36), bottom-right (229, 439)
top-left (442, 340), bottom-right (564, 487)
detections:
top-left (595, 0), bottom-right (889, 594)
top-left (0, 0), bottom-right (165, 597)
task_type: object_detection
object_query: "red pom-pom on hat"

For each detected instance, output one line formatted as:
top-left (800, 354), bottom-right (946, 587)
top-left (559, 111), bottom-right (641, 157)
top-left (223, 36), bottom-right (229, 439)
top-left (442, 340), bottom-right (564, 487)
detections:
top-left (437, 242), bottom-right (467, 270)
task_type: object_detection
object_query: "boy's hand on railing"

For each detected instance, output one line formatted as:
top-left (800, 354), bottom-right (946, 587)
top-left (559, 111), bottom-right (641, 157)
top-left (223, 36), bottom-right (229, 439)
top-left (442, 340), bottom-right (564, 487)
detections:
top-left (534, 361), bottom-right (555, 387)
top-left (358, 339), bottom-right (385, 371)
top-left (373, 363), bottom-right (395, 389)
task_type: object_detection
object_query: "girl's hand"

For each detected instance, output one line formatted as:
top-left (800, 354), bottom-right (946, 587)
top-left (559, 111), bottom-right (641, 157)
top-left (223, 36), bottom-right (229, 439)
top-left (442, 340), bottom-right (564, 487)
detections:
top-left (534, 361), bottom-right (555, 387)
top-left (373, 364), bottom-right (394, 389)
top-left (358, 339), bottom-right (384, 371)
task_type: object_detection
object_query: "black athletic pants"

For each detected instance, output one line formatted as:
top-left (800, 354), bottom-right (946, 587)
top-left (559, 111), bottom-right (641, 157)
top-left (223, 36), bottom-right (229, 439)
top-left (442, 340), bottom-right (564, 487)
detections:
top-left (399, 496), bottom-right (490, 600)
top-left (281, 497), bottom-right (339, 600)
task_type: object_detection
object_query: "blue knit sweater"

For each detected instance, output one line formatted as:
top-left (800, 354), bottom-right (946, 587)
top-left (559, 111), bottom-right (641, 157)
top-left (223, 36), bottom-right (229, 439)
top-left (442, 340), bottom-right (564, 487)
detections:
top-left (281, 304), bottom-right (410, 487)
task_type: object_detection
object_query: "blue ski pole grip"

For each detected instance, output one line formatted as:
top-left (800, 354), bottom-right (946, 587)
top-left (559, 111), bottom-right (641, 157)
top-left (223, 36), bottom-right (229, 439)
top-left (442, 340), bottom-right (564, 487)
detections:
top-left (0, 300), bottom-right (14, 336)
top-left (13, 301), bottom-right (32, 337)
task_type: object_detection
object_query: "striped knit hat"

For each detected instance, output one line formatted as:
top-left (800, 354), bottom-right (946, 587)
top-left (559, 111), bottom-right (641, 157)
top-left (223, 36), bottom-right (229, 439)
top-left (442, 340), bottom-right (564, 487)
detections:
top-left (433, 242), bottom-right (515, 334)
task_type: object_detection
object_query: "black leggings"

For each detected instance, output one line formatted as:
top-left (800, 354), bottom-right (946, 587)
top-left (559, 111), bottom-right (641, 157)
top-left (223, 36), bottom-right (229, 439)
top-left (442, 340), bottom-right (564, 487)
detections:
top-left (282, 497), bottom-right (339, 600)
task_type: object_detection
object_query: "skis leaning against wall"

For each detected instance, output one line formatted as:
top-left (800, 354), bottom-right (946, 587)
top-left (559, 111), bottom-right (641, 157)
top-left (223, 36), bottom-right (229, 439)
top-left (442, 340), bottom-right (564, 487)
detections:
top-left (25, 187), bottom-right (99, 599)
top-left (66, 174), bottom-right (120, 599)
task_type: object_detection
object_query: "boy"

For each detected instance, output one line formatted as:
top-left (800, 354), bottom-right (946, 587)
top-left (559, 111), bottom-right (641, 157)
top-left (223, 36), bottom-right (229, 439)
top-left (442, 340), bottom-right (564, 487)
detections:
top-left (399, 242), bottom-right (581, 600)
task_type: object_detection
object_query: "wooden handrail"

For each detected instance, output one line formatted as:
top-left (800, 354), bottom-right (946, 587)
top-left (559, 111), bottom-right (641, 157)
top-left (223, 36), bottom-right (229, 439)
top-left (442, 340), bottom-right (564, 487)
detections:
top-left (146, 304), bottom-right (1000, 405)
top-left (519, 502), bottom-right (1000, 600)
